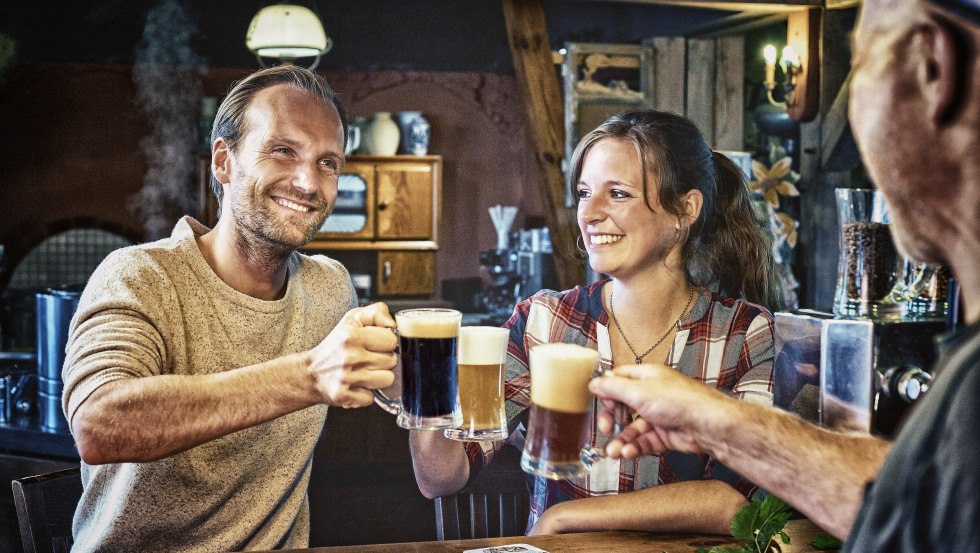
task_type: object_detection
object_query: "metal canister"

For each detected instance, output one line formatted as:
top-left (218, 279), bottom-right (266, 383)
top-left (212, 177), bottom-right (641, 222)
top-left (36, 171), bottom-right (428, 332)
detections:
top-left (35, 286), bottom-right (82, 432)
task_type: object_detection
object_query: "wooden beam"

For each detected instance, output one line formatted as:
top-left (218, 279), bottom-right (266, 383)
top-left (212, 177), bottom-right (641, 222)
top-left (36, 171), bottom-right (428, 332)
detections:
top-left (786, 8), bottom-right (821, 122)
top-left (651, 37), bottom-right (686, 115)
top-left (501, 0), bottom-right (584, 290)
top-left (797, 8), bottom-right (856, 309)
top-left (686, 38), bottom-right (716, 141)
top-left (684, 11), bottom-right (783, 37)
top-left (564, 0), bottom-right (821, 11)
top-left (820, 69), bottom-right (861, 171)
top-left (713, 35), bottom-right (745, 150)
top-left (689, 13), bottom-right (789, 38)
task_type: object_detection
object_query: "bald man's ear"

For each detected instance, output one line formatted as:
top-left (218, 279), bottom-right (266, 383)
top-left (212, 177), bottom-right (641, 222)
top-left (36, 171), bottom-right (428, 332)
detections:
top-left (921, 19), bottom-right (966, 126)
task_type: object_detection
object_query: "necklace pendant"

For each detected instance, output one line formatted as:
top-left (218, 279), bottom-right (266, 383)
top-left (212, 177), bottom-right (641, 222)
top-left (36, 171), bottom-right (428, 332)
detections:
top-left (635, 356), bottom-right (643, 364)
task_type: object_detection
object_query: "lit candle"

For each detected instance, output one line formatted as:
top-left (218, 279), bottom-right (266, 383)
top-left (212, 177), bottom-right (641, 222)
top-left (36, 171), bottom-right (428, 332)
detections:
top-left (763, 44), bottom-right (778, 85)
top-left (781, 45), bottom-right (800, 73)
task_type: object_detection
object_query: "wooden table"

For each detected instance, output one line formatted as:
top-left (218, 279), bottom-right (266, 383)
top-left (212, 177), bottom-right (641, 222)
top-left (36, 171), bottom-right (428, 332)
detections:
top-left (285, 519), bottom-right (837, 552)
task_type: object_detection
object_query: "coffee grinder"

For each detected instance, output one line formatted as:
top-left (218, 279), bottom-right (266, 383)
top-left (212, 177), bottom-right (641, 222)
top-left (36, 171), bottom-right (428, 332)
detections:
top-left (774, 189), bottom-right (952, 437)
top-left (477, 228), bottom-right (558, 324)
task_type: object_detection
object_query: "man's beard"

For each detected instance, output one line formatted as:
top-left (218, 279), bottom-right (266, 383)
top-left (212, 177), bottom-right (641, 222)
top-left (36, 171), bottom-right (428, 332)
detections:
top-left (231, 181), bottom-right (331, 257)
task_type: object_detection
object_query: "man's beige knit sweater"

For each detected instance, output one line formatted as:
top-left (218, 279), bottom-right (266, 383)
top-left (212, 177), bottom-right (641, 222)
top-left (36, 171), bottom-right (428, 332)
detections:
top-left (63, 217), bottom-right (355, 551)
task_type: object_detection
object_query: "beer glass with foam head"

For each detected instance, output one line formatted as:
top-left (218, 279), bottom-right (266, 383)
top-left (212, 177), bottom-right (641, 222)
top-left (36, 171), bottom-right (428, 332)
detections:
top-left (520, 343), bottom-right (600, 480)
top-left (444, 326), bottom-right (510, 441)
top-left (375, 308), bottom-right (463, 430)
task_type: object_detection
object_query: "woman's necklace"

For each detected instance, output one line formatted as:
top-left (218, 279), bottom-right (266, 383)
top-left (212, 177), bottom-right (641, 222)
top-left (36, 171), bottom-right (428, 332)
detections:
top-left (608, 284), bottom-right (696, 365)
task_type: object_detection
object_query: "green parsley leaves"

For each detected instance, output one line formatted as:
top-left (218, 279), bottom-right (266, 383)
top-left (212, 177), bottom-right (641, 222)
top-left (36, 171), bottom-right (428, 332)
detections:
top-left (696, 495), bottom-right (793, 553)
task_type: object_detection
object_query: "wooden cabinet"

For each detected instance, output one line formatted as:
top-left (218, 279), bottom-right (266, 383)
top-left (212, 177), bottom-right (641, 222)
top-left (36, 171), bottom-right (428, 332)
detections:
top-left (196, 154), bottom-right (441, 298)
top-left (375, 251), bottom-right (436, 297)
top-left (309, 155), bottom-right (440, 248)
top-left (304, 155), bottom-right (442, 297)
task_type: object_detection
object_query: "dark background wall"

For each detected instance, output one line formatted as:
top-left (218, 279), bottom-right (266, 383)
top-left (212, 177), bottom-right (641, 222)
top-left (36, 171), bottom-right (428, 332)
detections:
top-left (0, 0), bottom-right (735, 291)
top-left (0, 1), bottom-right (734, 70)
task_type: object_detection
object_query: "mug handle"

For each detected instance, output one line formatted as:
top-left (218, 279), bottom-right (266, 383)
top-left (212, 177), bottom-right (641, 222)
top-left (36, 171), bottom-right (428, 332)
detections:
top-left (373, 389), bottom-right (402, 416)
top-left (580, 366), bottom-right (632, 469)
top-left (580, 445), bottom-right (605, 470)
top-left (884, 262), bottom-right (937, 304)
top-left (374, 326), bottom-right (402, 415)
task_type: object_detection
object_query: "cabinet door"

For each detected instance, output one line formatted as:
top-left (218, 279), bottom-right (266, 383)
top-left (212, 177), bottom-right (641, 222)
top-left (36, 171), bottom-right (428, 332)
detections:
top-left (376, 161), bottom-right (436, 240)
top-left (376, 251), bottom-right (435, 296)
top-left (316, 161), bottom-right (376, 241)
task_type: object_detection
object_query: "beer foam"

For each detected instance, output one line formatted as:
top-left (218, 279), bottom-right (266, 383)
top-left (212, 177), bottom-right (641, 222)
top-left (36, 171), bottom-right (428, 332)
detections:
top-left (528, 343), bottom-right (599, 413)
top-left (458, 326), bottom-right (509, 365)
top-left (396, 309), bottom-right (460, 338)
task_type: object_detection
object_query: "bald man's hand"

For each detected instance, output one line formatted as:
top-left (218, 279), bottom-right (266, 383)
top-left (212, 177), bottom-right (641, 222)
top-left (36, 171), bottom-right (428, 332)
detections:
top-left (589, 364), bottom-right (739, 460)
top-left (306, 302), bottom-right (398, 408)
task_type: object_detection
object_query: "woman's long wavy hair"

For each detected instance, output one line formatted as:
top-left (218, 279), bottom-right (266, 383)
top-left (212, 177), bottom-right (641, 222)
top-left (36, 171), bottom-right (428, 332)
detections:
top-left (568, 110), bottom-right (783, 311)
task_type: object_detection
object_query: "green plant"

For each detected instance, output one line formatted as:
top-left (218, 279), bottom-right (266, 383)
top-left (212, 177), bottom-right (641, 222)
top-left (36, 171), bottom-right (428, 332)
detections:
top-left (696, 495), bottom-right (793, 553)
top-left (0, 32), bottom-right (15, 76)
top-left (809, 535), bottom-right (843, 550)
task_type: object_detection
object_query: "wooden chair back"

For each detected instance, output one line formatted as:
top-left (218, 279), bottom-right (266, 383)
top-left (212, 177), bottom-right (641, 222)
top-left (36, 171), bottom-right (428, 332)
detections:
top-left (434, 445), bottom-right (531, 540)
top-left (11, 466), bottom-right (82, 553)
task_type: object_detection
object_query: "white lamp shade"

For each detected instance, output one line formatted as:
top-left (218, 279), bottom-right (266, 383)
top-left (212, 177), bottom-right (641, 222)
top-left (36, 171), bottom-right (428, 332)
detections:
top-left (246, 5), bottom-right (331, 59)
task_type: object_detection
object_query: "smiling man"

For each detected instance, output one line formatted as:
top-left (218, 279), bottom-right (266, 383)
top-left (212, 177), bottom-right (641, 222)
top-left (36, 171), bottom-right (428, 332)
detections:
top-left (62, 66), bottom-right (398, 552)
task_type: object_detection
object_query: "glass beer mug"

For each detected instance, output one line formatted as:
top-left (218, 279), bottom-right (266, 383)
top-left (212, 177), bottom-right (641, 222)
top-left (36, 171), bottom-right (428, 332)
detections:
top-left (375, 308), bottom-right (463, 430)
top-left (520, 343), bottom-right (604, 480)
top-left (444, 326), bottom-right (510, 441)
top-left (833, 189), bottom-right (935, 318)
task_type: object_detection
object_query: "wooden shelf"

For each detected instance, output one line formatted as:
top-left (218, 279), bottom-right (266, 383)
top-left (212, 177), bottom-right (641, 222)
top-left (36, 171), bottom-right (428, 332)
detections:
top-left (628, 0), bottom-right (822, 11)
top-left (303, 240), bottom-right (439, 252)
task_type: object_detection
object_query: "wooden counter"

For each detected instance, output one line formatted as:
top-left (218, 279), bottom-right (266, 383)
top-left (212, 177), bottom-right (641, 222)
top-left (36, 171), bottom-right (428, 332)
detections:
top-left (285, 519), bottom-right (837, 553)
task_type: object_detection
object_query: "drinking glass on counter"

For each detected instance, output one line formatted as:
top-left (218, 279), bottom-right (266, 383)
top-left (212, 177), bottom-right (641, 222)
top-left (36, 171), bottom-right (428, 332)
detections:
top-left (833, 188), bottom-right (936, 318)
top-left (520, 343), bottom-right (600, 480)
top-left (444, 326), bottom-right (510, 441)
top-left (375, 308), bottom-right (462, 429)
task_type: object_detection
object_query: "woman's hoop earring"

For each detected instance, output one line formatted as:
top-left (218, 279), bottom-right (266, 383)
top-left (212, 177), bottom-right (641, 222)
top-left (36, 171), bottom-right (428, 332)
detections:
top-left (575, 235), bottom-right (588, 259)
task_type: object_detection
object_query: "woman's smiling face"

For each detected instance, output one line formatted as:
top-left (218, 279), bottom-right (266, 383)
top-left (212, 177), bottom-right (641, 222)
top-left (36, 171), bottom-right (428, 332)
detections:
top-left (576, 137), bottom-right (683, 280)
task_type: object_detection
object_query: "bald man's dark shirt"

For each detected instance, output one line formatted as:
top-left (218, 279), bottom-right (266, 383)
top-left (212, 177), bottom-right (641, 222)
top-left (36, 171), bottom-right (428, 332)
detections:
top-left (845, 320), bottom-right (980, 552)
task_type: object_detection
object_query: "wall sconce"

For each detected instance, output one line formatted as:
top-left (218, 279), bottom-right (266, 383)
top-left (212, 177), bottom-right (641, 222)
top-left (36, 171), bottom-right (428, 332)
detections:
top-left (761, 9), bottom-right (820, 122)
top-left (246, 4), bottom-right (332, 70)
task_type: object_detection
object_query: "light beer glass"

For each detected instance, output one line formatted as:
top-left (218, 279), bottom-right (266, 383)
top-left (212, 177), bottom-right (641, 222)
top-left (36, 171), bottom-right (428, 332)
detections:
top-left (520, 343), bottom-right (600, 480)
top-left (375, 308), bottom-right (463, 429)
top-left (444, 326), bottom-right (509, 441)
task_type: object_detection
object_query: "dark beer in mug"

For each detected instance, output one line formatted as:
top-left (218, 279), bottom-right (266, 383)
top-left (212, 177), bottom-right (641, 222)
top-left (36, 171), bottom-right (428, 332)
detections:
top-left (520, 343), bottom-right (599, 480)
top-left (394, 309), bottom-right (462, 429)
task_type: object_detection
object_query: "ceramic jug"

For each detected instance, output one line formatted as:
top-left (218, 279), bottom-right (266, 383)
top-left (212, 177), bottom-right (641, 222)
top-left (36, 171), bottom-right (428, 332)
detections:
top-left (363, 112), bottom-right (400, 156)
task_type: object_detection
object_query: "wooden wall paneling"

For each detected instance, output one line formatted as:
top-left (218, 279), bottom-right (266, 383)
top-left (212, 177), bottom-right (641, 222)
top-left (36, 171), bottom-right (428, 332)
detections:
top-left (712, 35), bottom-right (745, 151)
top-left (651, 37), bottom-right (687, 115)
top-left (820, 70), bottom-right (862, 172)
top-left (685, 38), bottom-right (716, 145)
top-left (797, 8), bottom-right (857, 310)
top-left (501, 0), bottom-right (584, 290)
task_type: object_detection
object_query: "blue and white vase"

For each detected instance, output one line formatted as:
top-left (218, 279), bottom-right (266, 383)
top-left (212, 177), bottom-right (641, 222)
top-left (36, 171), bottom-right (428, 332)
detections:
top-left (395, 111), bottom-right (430, 156)
top-left (394, 111), bottom-right (420, 154)
top-left (408, 115), bottom-right (430, 156)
